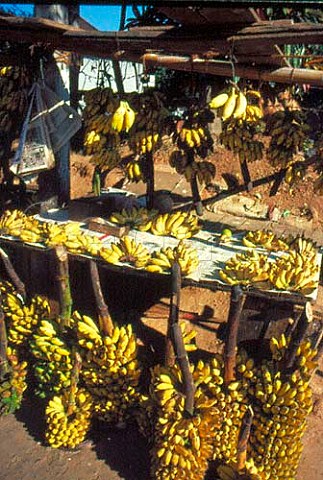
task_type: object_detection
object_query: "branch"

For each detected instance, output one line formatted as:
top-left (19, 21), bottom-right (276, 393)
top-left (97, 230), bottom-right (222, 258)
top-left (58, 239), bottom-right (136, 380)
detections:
top-left (0, 247), bottom-right (26, 299)
top-left (282, 302), bottom-right (312, 372)
top-left (224, 285), bottom-right (245, 386)
top-left (89, 260), bottom-right (113, 336)
top-left (54, 246), bottom-right (72, 328)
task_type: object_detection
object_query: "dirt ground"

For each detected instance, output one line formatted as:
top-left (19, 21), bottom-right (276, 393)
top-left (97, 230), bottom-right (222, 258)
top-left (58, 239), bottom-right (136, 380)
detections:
top-left (1, 143), bottom-right (323, 480)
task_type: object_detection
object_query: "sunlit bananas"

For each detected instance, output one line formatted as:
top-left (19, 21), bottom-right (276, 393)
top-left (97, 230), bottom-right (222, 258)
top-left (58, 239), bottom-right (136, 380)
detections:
top-left (219, 250), bottom-right (271, 286)
top-left (109, 206), bottom-right (158, 229)
top-left (111, 100), bottom-right (136, 133)
top-left (178, 126), bottom-right (208, 150)
top-left (242, 230), bottom-right (289, 252)
top-left (0, 347), bottom-right (28, 416)
top-left (0, 209), bottom-right (43, 244)
top-left (3, 292), bottom-right (50, 347)
top-left (244, 105), bottom-right (264, 123)
top-left (289, 235), bottom-right (318, 262)
top-left (266, 109), bottom-right (310, 168)
top-left (145, 241), bottom-right (199, 276)
top-left (129, 130), bottom-right (160, 154)
top-left (221, 88), bottom-right (239, 122)
top-left (116, 235), bottom-right (151, 268)
top-left (217, 460), bottom-right (265, 480)
top-left (268, 249), bottom-right (319, 295)
top-left (219, 121), bottom-right (264, 163)
top-left (30, 318), bottom-right (73, 397)
top-left (209, 92), bottom-right (229, 110)
top-left (147, 211), bottom-right (201, 240)
top-left (45, 388), bottom-right (93, 449)
top-left (125, 159), bottom-right (147, 183)
top-left (75, 315), bottom-right (142, 424)
top-left (196, 161), bottom-right (216, 185)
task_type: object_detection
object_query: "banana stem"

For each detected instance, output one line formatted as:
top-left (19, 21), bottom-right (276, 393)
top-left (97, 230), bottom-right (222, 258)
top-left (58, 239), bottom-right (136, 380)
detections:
top-left (0, 293), bottom-right (10, 380)
top-left (0, 247), bottom-right (26, 300)
top-left (282, 302), bottom-right (312, 372)
top-left (237, 406), bottom-right (254, 472)
top-left (89, 260), bottom-right (113, 336)
top-left (54, 246), bottom-right (72, 329)
top-left (224, 285), bottom-right (245, 386)
top-left (146, 151), bottom-right (155, 210)
top-left (67, 350), bottom-right (82, 417)
top-left (168, 262), bottom-right (196, 415)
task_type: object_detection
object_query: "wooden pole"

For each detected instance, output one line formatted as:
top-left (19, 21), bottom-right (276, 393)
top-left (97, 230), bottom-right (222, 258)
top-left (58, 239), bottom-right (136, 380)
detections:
top-left (0, 247), bottom-right (26, 299)
top-left (67, 350), bottom-right (82, 417)
top-left (0, 293), bottom-right (9, 379)
top-left (190, 173), bottom-right (203, 216)
top-left (224, 285), bottom-right (245, 385)
top-left (89, 260), bottom-right (113, 336)
top-left (282, 302), bottom-right (312, 372)
top-left (240, 158), bottom-right (252, 192)
top-left (146, 151), bottom-right (155, 211)
top-left (168, 262), bottom-right (196, 416)
top-left (237, 406), bottom-right (254, 472)
top-left (54, 245), bottom-right (72, 328)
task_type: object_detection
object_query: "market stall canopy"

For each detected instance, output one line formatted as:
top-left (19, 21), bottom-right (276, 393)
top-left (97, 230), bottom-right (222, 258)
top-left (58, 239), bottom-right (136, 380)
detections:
top-left (0, 7), bottom-right (323, 86)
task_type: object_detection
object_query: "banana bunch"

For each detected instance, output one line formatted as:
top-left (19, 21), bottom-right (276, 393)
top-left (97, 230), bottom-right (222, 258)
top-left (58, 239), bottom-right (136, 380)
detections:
top-left (169, 149), bottom-right (190, 175)
top-left (219, 250), bottom-right (271, 286)
top-left (210, 88), bottom-right (263, 123)
top-left (268, 249), bottom-right (319, 295)
top-left (284, 162), bottom-right (307, 186)
top-left (289, 235), bottom-right (317, 261)
top-left (3, 292), bottom-right (50, 347)
top-left (128, 89), bottom-right (169, 133)
top-left (109, 206), bottom-right (158, 228)
top-left (177, 126), bottom-right (208, 150)
top-left (0, 65), bottom-right (31, 133)
top-left (142, 210), bottom-right (201, 239)
top-left (90, 146), bottom-right (122, 170)
top-left (129, 130), bottom-right (160, 154)
top-left (30, 319), bottom-right (73, 397)
top-left (247, 336), bottom-right (317, 479)
top-left (0, 209), bottom-right (28, 236)
top-left (0, 347), bottom-right (28, 416)
top-left (111, 99), bottom-right (136, 133)
top-left (74, 312), bottom-right (141, 424)
top-left (196, 161), bottom-right (216, 185)
top-left (145, 241), bottom-right (199, 276)
top-left (242, 230), bottom-right (289, 252)
top-left (219, 121), bottom-right (264, 163)
top-left (266, 110), bottom-right (310, 168)
top-left (0, 66), bottom-right (12, 76)
top-left (217, 460), bottom-right (265, 480)
top-left (125, 158), bottom-right (147, 183)
top-left (45, 388), bottom-right (93, 449)
top-left (83, 87), bottom-right (118, 119)
top-left (100, 235), bottom-right (151, 268)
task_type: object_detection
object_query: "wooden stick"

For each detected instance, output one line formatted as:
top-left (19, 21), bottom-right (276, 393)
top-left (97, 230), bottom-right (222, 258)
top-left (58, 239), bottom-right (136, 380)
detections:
top-left (0, 293), bottom-right (10, 379)
top-left (224, 285), bottom-right (245, 385)
top-left (190, 173), bottom-right (203, 216)
top-left (89, 260), bottom-right (113, 336)
top-left (240, 158), bottom-right (253, 192)
top-left (54, 246), bottom-right (72, 329)
top-left (0, 247), bottom-right (26, 299)
top-left (146, 151), bottom-right (155, 210)
top-left (237, 406), bottom-right (254, 472)
top-left (165, 261), bottom-right (181, 367)
top-left (168, 262), bottom-right (196, 416)
top-left (67, 350), bottom-right (82, 417)
top-left (282, 302), bottom-right (312, 372)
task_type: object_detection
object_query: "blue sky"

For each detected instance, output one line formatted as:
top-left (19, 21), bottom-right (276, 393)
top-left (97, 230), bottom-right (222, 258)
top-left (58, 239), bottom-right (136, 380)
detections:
top-left (0, 3), bottom-right (130, 30)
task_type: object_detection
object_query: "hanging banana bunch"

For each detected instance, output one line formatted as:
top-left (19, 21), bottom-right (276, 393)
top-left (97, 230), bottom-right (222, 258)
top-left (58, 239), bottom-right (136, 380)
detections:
top-left (0, 346), bottom-right (28, 416)
top-left (209, 86), bottom-right (263, 124)
top-left (125, 157), bottom-right (148, 183)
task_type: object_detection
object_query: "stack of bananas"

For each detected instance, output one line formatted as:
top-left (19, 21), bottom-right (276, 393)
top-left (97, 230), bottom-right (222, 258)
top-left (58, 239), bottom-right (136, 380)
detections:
top-left (0, 209), bottom-right (44, 243)
top-left (216, 460), bottom-right (265, 480)
top-left (140, 210), bottom-right (201, 239)
top-left (219, 250), bottom-right (271, 286)
top-left (266, 109), bottom-right (310, 168)
top-left (124, 158), bottom-right (147, 183)
top-left (74, 312), bottom-right (142, 424)
top-left (109, 206), bottom-right (158, 228)
top-left (268, 248), bottom-right (319, 295)
top-left (177, 125), bottom-right (210, 151)
top-left (242, 230), bottom-right (289, 252)
top-left (30, 319), bottom-right (74, 398)
top-left (129, 130), bottom-right (160, 155)
top-left (219, 121), bottom-right (264, 163)
top-left (99, 235), bottom-right (151, 268)
top-left (209, 87), bottom-right (263, 123)
top-left (145, 241), bottom-right (199, 276)
top-left (3, 291), bottom-right (50, 348)
top-left (0, 346), bottom-right (28, 416)
top-left (169, 150), bottom-right (216, 184)
top-left (45, 387), bottom-right (93, 449)
top-left (247, 334), bottom-right (317, 479)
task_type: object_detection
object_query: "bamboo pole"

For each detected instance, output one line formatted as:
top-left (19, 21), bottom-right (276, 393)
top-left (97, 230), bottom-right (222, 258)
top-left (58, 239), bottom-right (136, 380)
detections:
top-left (224, 285), bottom-right (245, 386)
top-left (54, 246), bottom-right (72, 328)
top-left (168, 262), bottom-right (196, 416)
top-left (0, 247), bottom-right (26, 299)
top-left (146, 151), bottom-right (155, 211)
top-left (0, 293), bottom-right (9, 379)
top-left (282, 302), bottom-right (312, 372)
top-left (237, 406), bottom-right (254, 472)
top-left (89, 260), bottom-right (113, 336)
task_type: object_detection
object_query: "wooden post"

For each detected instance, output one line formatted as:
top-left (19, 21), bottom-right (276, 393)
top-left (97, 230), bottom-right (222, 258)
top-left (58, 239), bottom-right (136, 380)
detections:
top-left (54, 246), bottom-right (72, 328)
top-left (190, 173), bottom-right (203, 216)
top-left (224, 285), bottom-right (245, 385)
top-left (165, 261), bottom-right (181, 367)
top-left (0, 247), bottom-right (26, 299)
top-left (0, 293), bottom-right (10, 379)
top-left (282, 302), bottom-right (312, 371)
top-left (146, 151), bottom-right (155, 210)
top-left (237, 406), bottom-right (254, 472)
top-left (89, 260), bottom-right (113, 336)
top-left (240, 158), bottom-right (253, 192)
top-left (67, 350), bottom-right (82, 417)
top-left (168, 262), bottom-right (196, 416)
